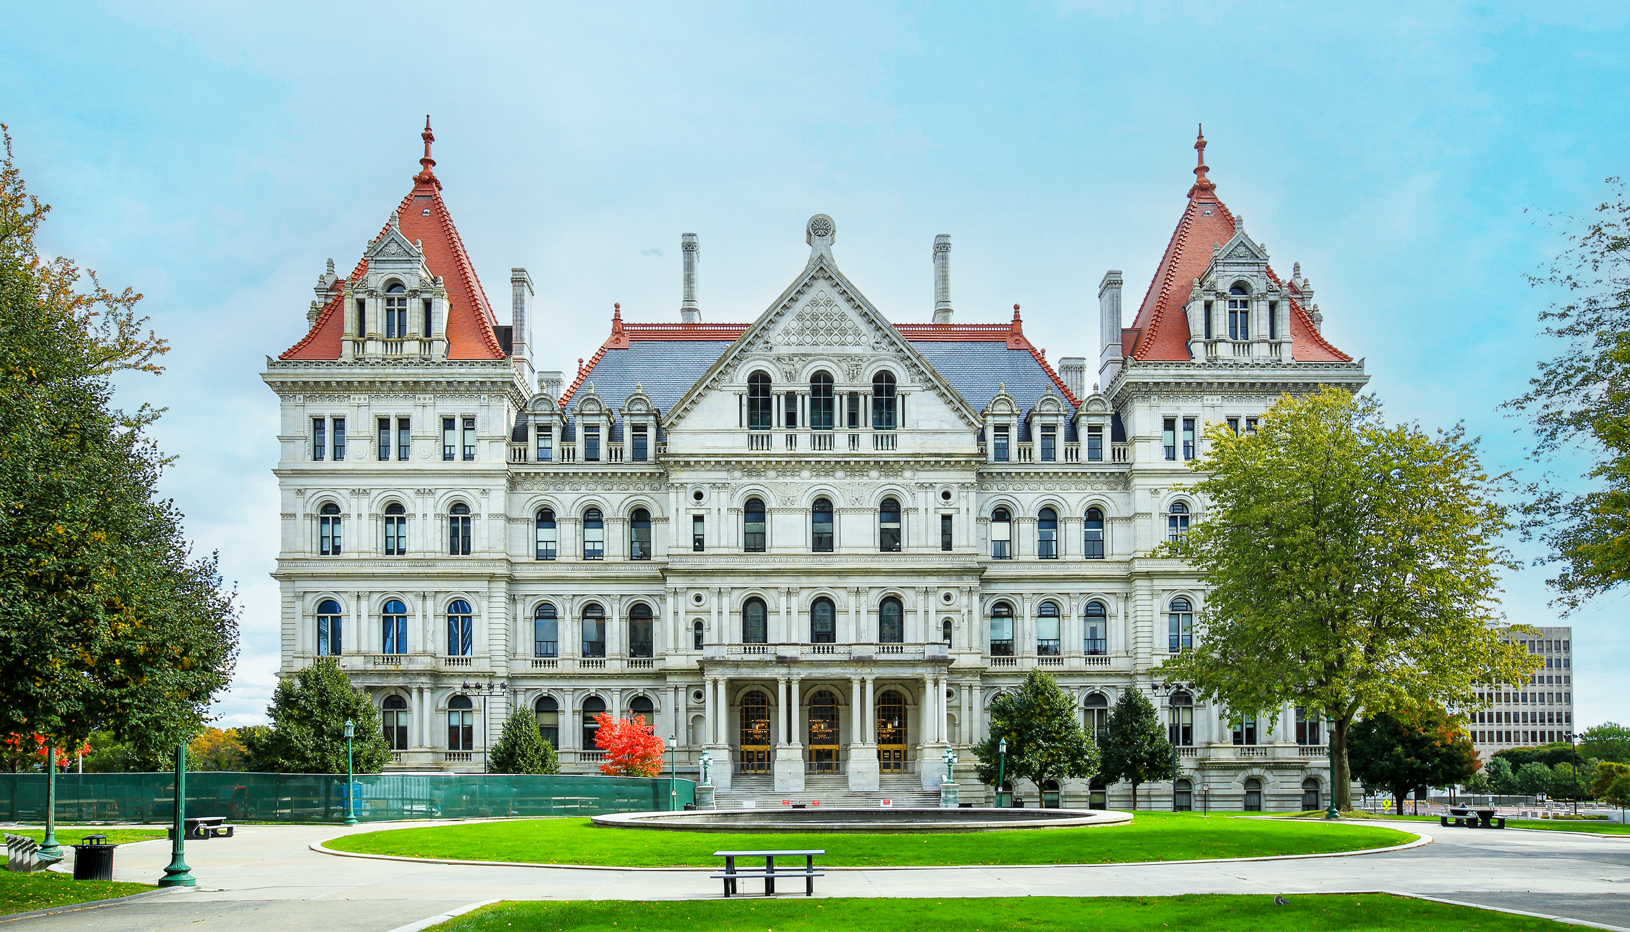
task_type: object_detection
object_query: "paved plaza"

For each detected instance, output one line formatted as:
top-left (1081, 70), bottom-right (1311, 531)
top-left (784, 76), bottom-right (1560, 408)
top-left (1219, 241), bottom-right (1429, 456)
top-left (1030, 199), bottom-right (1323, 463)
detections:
top-left (9, 820), bottom-right (1630, 931)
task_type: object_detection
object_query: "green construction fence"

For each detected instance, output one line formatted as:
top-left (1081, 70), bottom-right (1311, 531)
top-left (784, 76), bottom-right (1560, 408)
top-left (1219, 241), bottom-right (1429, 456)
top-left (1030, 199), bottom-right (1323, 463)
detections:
top-left (0, 771), bottom-right (695, 823)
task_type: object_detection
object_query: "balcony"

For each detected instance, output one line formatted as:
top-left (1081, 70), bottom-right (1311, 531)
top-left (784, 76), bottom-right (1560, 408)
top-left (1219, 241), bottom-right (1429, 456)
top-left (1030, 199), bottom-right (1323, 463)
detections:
top-left (628, 658), bottom-right (656, 670)
top-left (748, 433), bottom-right (773, 451)
top-left (442, 656), bottom-right (473, 669)
top-left (531, 658), bottom-right (558, 670)
top-left (873, 432), bottom-right (897, 451)
top-left (811, 432), bottom-right (834, 451)
top-left (372, 654), bottom-right (404, 667)
top-left (990, 657), bottom-right (1018, 668)
top-left (1236, 746), bottom-right (1269, 758)
top-left (443, 751), bottom-right (473, 764)
top-left (1112, 442), bottom-right (1130, 463)
top-left (1177, 747), bottom-right (1200, 758)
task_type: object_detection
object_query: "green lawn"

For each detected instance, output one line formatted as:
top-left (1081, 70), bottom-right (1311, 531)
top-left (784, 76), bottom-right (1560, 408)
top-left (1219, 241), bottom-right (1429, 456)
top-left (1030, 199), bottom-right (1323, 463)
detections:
top-left (326, 811), bottom-right (1414, 867)
top-left (429, 895), bottom-right (1581, 931)
top-left (0, 870), bottom-right (151, 917)
top-left (10, 828), bottom-right (168, 846)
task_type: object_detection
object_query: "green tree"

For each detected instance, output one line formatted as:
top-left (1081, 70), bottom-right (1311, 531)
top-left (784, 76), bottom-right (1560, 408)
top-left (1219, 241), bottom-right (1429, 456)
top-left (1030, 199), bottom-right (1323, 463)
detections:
top-left (1157, 387), bottom-right (1539, 810)
top-left (1549, 762), bottom-right (1581, 801)
top-left (972, 671), bottom-right (1098, 798)
top-left (1495, 744), bottom-right (1577, 769)
top-left (489, 710), bottom-right (559, 775)
top-left (1605, 774), bottom-right (1630, 809)
top-left (1515, 761), bottom-right (1555, 797)
top-left (1096, 688), bottom-right (1174, 810)
top-left (1506, 180), bottom-right (1630, 611)
top-left (188, 727), bottom-right (249, 771)
top-left (1485, 756), bottom-right (1518, 795)
top-left (1580, 723), bottom-right (1630, 764)
top-left (1590, 761), bottom-right (1629, 799)
top-left (0, 127), bottom-right (239, 760)
top-left (242, 660), bottom-right (389, 773)
top-left (1348, 706), bottom-right (1480, 814)
top-left (1464, 769), bottom-right (1493, 795)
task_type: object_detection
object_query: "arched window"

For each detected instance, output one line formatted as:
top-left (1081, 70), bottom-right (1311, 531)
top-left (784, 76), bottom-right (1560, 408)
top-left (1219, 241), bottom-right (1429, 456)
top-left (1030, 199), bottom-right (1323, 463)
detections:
top-left (1083, 693), bottom-right (1109, 739)
top-left (535, 696), bottom-right (559, 747)
top-left (319, 502), bottom-right (342, 555)
top-left (1232, 713), bottom-right (1258, 746)
top-left (871, 371), bottom-right (897, 430)
top-left (382, 695), bottom-right (409, 750)
top-left (628, 604), bottom-right (654, 658)
top-left (811, 597), bottom-right (836, 644)
top-left (582, 508), bottom-right (605, 560)
top-left (744, 498), bottom-right (766, 552)
top-left (582, 696), bottom-right (606, 751)
top-left (990, 508), bottom-right (1011, 559)
top-left (1168, 598), bottom-right (1193, 652)
top-left (747, 371), bottom-right (773, 429)
top-left (1301, 777), bottom-right (1322, 811)
top-left (384, 502), bottom-right (406, 556)
top-left (1243, 777), bottom-right (1263, 812)
top-left (1083, 507), bottom-right (1105, 560)
top-left (1084, 601), bottom-right (1108, 654)
top-left (879, 596), bottom-right (904, 644)
top-left (942, 617), bottom-right (953, 646)
top-left (879, 498), bottom-right (901, 552)
top-left (692, 620), bottom-right (704, 651)
top-left (448, 695), bottom-right (473, 751)
top-left (534, 604), bottom-right (558, 658)
top-left (742, 597), bottom-right (768, 644)
top-left (535, 509), bottom-right (557, 561)
top-left (384, 281), bottom-right (407, 339)
top-left (446, 599), bottom-right (473, 656)
top-left (382, 599), bottom-right (407, 655)
top-left (448, 502), bottom-right (471, 555)
top-left (581, 603), bottom-right (606, 658)
top-left (1168, 691), bottom-right (1194, 747)
top-left (629, 508), bottom-right (652, 561)
top-left (810, 371), bottom-right (835, 431)
top-left (989, 601), bottom-right (1014, 656)
top-left (1174, 777), bottom-right (1193, 812)
top-left (1038, 508), bottom-right (1058, 559)
top-left (316, 599), bottom-right (342, 656)
top-left (811, 498), bottom-right (834, 552)
top-left (629, 695), bottom-right (655, 726)
top-left (1227, 282), bottom-right (1250, 341)
top-left (1167, 501), bottom-right (1190, 542)
top-left (1037, 601), bottom-right (1061, 655)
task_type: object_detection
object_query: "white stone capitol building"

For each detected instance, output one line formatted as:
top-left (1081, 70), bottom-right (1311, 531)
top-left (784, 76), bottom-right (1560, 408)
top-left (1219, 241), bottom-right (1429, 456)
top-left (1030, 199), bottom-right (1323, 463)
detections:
top-left (264, 122), bottom-right (1368, 810)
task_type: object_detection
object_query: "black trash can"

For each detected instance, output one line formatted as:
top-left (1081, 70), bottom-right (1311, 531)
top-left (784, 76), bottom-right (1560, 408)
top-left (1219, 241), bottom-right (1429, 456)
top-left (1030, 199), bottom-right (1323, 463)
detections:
top-left (72, 835), bottom-right (115, 881)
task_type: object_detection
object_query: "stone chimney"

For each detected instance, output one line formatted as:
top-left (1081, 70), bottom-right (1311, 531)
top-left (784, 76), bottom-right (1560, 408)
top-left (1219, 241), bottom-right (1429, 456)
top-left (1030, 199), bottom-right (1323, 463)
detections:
top-left (538, 370), bottom-right (564, 400)
top-left (1097, 270), bottom-right (1124, 387)
top-left (932, 234), bottom-right (953, 324)
top-left (680, 233), bottom-right (700, 323)
top-left (510, 268), bottom-right (534, 380)
top-left (1058, 357), bottom-right (1086, 400)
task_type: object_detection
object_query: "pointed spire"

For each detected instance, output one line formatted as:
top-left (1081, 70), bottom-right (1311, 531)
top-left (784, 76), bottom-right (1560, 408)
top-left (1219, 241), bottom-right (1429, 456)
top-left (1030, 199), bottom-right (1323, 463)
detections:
top-left (1189, 123), bottom-right (1215, 196)
top-left (1011, 303), bottom-right (1023, 330)
top-left (414, 115), bottom-right (440, 188)
top-left (611, 302), bottom-right (624, 334)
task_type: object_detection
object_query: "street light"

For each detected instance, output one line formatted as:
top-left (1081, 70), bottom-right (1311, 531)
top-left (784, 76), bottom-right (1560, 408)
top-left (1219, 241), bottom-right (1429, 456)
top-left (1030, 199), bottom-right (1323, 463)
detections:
top-left (157, 742), bottom-right (195, 887)
top-left (996, 737), bottom-right (1008, 808)
top-left (668, 735), bottom-right (678, 811)
top-left (1564, 731), bottom-right (1581, 817)
top-left (462, 680), bottom-right (511, 773)
top-left (37, 743), bottom-right (62, 865)
top-left (343, 719), bottom-right (358, 826)
top-left (1326, 716), bottom-right (1341, 819)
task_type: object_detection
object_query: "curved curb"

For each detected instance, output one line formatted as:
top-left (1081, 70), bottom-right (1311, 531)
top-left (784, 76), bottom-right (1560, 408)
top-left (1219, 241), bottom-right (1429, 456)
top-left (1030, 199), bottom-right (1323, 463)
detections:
top-left (310, 826), bottom-right (1431, 873)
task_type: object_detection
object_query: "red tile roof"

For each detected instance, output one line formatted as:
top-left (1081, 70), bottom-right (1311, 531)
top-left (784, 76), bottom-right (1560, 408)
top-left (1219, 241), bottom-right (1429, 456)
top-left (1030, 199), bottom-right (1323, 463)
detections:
top-left (1126, 129), bottom-right (1350, 364)
top-left (280, 119), bottom-right (504, 361)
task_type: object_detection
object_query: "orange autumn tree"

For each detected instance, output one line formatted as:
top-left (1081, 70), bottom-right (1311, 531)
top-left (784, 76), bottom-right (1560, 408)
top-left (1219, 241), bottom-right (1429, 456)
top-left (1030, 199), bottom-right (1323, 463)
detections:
top-left (593, 713), bottom-right (664, 777)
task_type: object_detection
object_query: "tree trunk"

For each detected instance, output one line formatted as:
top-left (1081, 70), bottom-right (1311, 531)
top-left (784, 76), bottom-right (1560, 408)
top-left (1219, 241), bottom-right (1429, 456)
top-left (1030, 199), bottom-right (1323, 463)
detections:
top-left (1331, 716), bottom-right (1354, 811)
top-left (1131, 779), bottom-right (1139, 810)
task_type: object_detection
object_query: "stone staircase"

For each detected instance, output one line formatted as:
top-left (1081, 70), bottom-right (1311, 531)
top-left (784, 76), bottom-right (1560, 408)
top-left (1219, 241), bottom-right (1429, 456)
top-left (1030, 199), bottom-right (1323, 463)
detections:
top-left (716, 772), bottom-right (942, 809)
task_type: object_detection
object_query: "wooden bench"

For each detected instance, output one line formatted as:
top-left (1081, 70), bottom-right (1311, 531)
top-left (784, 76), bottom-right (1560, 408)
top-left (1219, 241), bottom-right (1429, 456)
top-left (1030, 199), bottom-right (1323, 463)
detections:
top-left (710, 849), bottom-right (825, 897)
top-left (166, 816), bottom-right (234, 840)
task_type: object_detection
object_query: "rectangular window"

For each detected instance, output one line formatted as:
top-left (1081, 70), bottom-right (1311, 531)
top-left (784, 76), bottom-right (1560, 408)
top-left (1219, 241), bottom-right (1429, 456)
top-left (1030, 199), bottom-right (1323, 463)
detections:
top-left (332, 418), bottom-right (346, 461)
top-left (1245, 417), bottom-right (1257, 434)
top-left (313, 418), bottom-right (326, 461)
top-left (1182, 418), bottom-right (1196, 460)
top-left (941, 514), bottom-right (953, 552)
top-left (378, 418), bottom-right (391, 461)
top-left (1203, 300), bottom-right (1213, 340)
top-left (397, 417), bottom-right (411, 460)
top-left (384, 515), bottom-right (405, 556)
top-left (584, 425), bottom-right (600, 462)
top-left (461, 416), bottom-right (476, 461)
top-left (1040, 425), bottom-right (1056, 462)
top-left (1232, 715), bottom-right (1258, 746)
top-left (632, 425), bottom-right (647, 462)
top-left (319, 513), bottom-right (341, 555)
top-left (846, 393), bottom-right (861, 429)
top-left (355, 298), bottom-right (366, 337)
top-left (1087, 426), bottom-right (1103, 461)
top-left (1163, 418), bottom-right (1176, 461)
top-left (1227, 417), bottom-right (1240, 436)
top-left (535, 425), bottom-right (552, 462)
top-left (1268, 301), bottom-right (1278, 340)
top-left (994, 426), bottom-right (1010, 462)
top-left (785, 397), bottom-right (799, 429)
top-left (422, 299), bottom-right (433, 338)
top-left (1228, 298), bottom-right (1249, 340)
top-left (692, 515), bottom-right (705, 552)
top-left (872, 392), bottom-right (896, 431)
top-left (442, 417), bottom-right (456, 461)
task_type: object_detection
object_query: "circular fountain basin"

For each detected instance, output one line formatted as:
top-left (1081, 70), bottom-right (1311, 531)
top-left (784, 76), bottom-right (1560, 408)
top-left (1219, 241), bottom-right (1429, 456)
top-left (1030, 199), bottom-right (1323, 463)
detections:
top-left (592, 807), bottom-right (1131, 833)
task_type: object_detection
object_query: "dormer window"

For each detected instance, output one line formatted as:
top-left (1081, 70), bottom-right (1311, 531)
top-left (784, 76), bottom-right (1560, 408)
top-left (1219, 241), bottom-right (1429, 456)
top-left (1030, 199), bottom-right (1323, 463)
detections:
top-left (1040, 425), bottom-right (1056, 462)
top-left (1228, 283), bottom-right (1250, 341)
top-left (384, 282), bottom-right (407, 339)
top-left (993, 425), bottom-right (1010, 462)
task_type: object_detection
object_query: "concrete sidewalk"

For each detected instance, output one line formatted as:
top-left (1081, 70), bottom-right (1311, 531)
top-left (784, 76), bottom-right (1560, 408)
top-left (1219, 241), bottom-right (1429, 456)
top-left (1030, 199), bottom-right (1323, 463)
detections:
top-left (9, 819), bottom-right (1629, 931)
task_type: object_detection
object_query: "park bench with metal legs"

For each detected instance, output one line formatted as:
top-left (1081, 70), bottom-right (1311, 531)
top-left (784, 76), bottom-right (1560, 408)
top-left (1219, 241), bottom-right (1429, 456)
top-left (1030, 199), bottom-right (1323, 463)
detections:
top-left (166, 816), bottom-right (234, 840)
top-left (1441, 806), bottom-right (1505, 829)
top-left (709, 849), bottom-right (825, 897)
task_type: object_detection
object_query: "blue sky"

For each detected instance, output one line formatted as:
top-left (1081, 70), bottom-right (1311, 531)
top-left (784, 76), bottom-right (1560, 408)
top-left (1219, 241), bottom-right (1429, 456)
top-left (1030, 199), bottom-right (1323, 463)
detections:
top-left (3, 2), bottom-right (1625, 729)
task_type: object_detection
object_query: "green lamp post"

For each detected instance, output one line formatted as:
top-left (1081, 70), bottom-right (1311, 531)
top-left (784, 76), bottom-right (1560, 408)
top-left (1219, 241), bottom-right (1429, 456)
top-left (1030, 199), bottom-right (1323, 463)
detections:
top-left (668, 735), bottom-right (678, 811)
top-left (343, 719), bottom-right (358, 826)
top-left (1325, 717), bottom-right (1341, 819)
top-left (37, 744), bottom-right (62, 864)
top-left (158, 742), bottom-right (195, 887)
top-left (995, 737), bottom-right (1009, 808)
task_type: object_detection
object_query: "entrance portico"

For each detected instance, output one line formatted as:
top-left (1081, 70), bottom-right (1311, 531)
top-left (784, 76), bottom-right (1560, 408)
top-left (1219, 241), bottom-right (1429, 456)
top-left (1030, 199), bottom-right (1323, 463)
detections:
top-left (700, 643), bottom-right (953, 793)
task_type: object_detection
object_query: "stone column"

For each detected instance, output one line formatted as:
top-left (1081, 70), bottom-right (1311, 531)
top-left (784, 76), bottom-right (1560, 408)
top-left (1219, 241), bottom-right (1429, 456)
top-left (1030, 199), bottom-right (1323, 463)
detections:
top-left (774, 674), bottom-right (805, 792)
top-left (708, 676), bottom-right (731, 791)
top-left (775, 677), bottom-right (788, 746)
top-left (848, 674), bottom-right (880, 792)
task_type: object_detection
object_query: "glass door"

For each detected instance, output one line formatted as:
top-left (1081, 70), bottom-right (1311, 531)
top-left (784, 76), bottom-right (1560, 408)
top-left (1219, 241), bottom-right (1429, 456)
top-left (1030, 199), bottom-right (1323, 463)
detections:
top-left (738, 691), bottom-right (772, 774)
top-left (876, 690), bottom-right (907, 772)
top-left (808, 690), bottom-right (840, 772)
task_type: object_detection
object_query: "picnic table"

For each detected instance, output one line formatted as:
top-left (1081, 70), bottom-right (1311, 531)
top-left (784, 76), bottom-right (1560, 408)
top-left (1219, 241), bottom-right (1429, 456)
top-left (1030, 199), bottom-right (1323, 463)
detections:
top-left (166, 816), bottom-right (235, 840)
top-left (710, 849), bottom-right (825, 897)
top-left (1440, 806), bottom-right (1505, 829)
